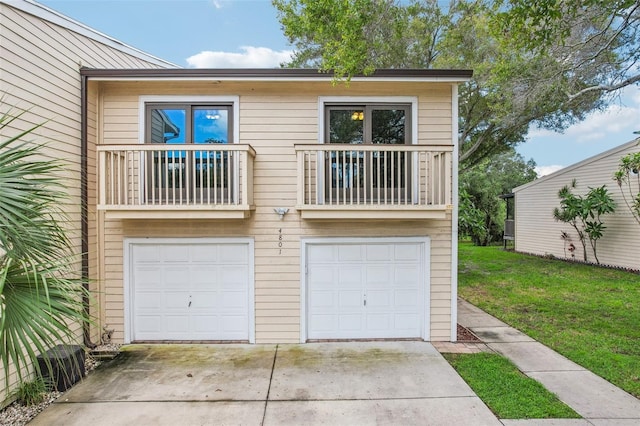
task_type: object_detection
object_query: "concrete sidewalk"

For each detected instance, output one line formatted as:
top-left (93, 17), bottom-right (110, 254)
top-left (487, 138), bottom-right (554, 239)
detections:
top-left (456, 298), bottom-right (640, 426)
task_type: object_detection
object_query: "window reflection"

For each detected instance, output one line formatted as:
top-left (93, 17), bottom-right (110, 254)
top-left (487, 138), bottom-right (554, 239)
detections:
top-left (147, 105), bottom-right (230, 144)
top-left (193, 108), bottom-right (228, 144)
top-left (329, 109), bottom-right (364, 144)
top-left (150, 108), bottom-right (185, 143)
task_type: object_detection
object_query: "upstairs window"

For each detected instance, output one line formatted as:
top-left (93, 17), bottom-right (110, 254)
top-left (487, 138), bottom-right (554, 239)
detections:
top-left (322, 103), bottom-right (413, 200)
top-left (142, 102), bottom-right (235, 203)
top-left (325, 104), bottom-right (411, 145)
top-left (145, 103), bottom-right (233, 144)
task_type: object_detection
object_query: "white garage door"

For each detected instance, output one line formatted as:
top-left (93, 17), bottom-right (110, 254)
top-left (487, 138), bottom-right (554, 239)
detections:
top-left (127, 239), bottom-right (252, 342)
top-left (306, 239), bottom-right (428, 340)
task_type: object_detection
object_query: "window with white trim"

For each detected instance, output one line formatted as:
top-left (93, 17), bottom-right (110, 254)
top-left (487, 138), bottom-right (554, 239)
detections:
top-left (323, 103), bottom-right (412, 200)
top-left (143, 102), bottom-right (235, 203)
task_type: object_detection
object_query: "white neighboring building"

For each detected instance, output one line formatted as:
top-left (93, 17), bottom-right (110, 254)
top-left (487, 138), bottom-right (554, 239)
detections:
top-left (513, 138), bottom-right (640, 270)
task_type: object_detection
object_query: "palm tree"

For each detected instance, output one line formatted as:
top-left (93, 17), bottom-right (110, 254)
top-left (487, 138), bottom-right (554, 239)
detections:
top-left (0, 109), bottom-right (89, 393)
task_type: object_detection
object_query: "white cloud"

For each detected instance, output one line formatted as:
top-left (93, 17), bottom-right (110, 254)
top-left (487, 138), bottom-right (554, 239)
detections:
top-left (536, 165), bottom-right (565, 177)
top-left (186, 46), bottom-right (294, 68)
top-left (563, 104), bottom-right (639, 142)
top-left (211, 0), bottom-right (223, 8)
top-left (527, 86), bottom-right (640, 141)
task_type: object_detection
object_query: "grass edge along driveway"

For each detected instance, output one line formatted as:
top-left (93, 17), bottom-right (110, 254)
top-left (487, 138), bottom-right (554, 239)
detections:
top-left (458, 242), bottom-right (640, 399)
top-left (444, 352), bottom-right (579, 419)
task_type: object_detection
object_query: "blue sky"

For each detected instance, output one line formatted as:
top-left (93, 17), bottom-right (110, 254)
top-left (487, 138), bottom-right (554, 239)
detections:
top-left (40, 0), bottom-right (640, 175)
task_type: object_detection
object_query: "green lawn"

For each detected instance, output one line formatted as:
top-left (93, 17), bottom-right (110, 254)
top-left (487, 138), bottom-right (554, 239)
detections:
top-left (458, 242), bottom-right (640, 398)
top-left (444, 353), bottom-right (579, 419)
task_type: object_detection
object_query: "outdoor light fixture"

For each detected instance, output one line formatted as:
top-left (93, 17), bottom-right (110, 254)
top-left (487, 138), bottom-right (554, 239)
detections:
top-left (351, 111), bottom-right (364, 121)
top-left (274, 207), bottom-right (289, 220)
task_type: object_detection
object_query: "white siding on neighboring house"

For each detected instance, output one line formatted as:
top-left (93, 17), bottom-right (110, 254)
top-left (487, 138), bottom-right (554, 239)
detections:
top-left (0, 0), bottom-right (175, 407)
top-left (513, 139), bottom-right (640, 271)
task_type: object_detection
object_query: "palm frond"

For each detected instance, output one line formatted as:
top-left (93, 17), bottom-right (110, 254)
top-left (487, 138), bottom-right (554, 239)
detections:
top-left (0, 108), bottom-right (90, 392)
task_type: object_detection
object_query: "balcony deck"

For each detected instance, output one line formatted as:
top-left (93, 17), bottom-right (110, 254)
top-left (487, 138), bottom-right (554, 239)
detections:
top-left (295, 144), bottom-right (453, 220)
top-left (97, 144), bottom-right (255, 219)
top-left (97, 143), bottom-right (453, 221)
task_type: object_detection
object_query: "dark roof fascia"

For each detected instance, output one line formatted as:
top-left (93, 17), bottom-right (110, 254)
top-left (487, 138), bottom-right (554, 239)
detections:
top-left (80, 67), bottom-right (473, 81)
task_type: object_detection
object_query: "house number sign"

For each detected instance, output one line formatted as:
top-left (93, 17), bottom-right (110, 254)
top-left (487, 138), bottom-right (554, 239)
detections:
top-left (278, 228), bottom-right (283, 254)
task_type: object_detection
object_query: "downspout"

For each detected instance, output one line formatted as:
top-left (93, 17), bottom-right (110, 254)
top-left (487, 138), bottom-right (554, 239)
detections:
top-left (80, 71), bottom-right (96, 349)
top-left (450, 83), bottom-right (459, 342)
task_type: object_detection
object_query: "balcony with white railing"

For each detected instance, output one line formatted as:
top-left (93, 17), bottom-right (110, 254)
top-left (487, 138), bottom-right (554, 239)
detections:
top-left (97, 144), bottom-right (255, 219)
top-left (295, 144), bottom-right (453, 219)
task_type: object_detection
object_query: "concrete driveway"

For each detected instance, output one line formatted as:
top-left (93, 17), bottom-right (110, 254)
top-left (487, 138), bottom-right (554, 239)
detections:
top-left (30, 341), bottom-right (501, 425)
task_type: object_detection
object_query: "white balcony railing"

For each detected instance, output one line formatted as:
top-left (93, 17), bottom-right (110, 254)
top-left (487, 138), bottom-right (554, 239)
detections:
top-left (295, 144), bottom-right (453, 219)
top-left (97, 144), bottom-right (255, 219)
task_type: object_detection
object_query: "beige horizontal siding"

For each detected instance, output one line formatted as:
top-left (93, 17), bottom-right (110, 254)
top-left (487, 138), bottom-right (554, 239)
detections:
top-left (93, 80), bottom-right (456, 345)
top-left (514, 142), bottom-right (640, 270)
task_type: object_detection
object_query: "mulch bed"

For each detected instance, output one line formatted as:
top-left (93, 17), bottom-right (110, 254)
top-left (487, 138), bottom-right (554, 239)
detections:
top-left (457, 324), bottom-right (482, 342)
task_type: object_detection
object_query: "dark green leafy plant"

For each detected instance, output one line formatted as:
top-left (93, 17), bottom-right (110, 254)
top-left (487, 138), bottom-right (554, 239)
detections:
top-left (0, 109), bottom-right (90, 395)
top-left (458, 188), bottom-right (488, 243)
top-left (553, 179), bottom-right (616, 264)
top-left (613, 150), bottom-right (640, 226)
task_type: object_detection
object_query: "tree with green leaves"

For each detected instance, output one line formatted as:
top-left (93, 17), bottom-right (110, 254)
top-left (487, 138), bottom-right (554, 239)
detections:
top-left (553, 180), bottom-right (616, 264)
top-left (273, 0), bottom-right (638, 169)
top-left (495, 0), bottom-right (640, 101)
top-left (459, 149), bottom-right (537, 245)
top-left (613, 150), bottom-right (640, 226)
top-left (0, 110), bottom-right (89, 394)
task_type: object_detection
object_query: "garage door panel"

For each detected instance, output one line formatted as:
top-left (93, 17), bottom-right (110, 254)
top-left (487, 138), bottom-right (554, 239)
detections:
top-left (191, 245), bottom-right (219, 262)
top-left (366, 244), bottom-right (392, 261)
top-left (339, 290), bottom-right (363, 308)
top-left (395, 244), bottom-right (421, 261)
top-left (366, 313), bottom-right (391, 331)
top-left (338, 314), bottom-right (363, 331)
top-left (165, 315), bottom-right (189, 333)
top-left (309, 291), bottom-right (334, 308)
top-left (221, 316), bottom-right (248, 333)
top-left (134, 267), bottom-right (163, 288)
top-left (136, 316), bottom-right (162, 333)
top-left (307, 244), bottom-right (335, 262)
top-left (165, 291), bottom-right (190, 307)
top-left (366, 265), bottom-right (391, 285)
top-left (395, 289), bottom-right (419, 307)
top-left (222, 290), bottom-right (249, 308)
top-left (162, 245), bottom-right (190, 262)
top-left (338, 245), bottom-right (363, 261)
top-left (307, 241), bottom-right (426, 340)
top-left (394, 264), bottom-right (421, 285)
top-left (220, 244), bottom-right (249, 263)
top-left (192, 291), bottom-right (219, 308)
top-left (367, 290), bottom-right (391, 307)
top-left (394, 313), bottom-right (419, 329)
top-left (338, 266), bottom-right (362, 285)
top-left (191, 266), bottom-right (218, 285)
top-left (135, 292), bottom-right (162, 309)
top-left (220, 266), bottom-right (248, 285)
top-left (164, 267), bottom-right (191, 286)
top-left (133, 245), bottom-right (161, 262)
top-left (130, 241), bottom-right (251, 342)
